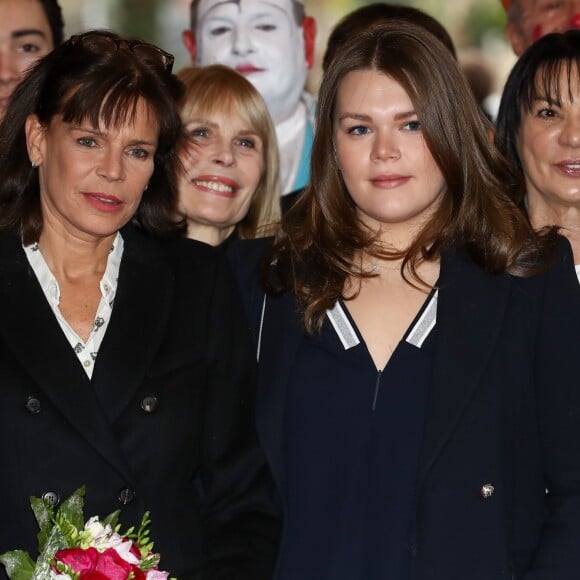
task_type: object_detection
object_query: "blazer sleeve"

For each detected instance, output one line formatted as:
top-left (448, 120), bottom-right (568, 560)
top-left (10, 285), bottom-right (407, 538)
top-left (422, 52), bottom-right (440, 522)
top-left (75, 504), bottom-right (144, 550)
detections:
top-left (524, 238), bottom-right (580, 578)
top-left (199, 251), bottom-right (281, 580)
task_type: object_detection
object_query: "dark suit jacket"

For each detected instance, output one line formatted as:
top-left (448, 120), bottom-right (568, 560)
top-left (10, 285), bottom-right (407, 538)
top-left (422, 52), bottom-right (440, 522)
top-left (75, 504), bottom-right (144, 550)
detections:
top-left (228, 237), bottom-right (580, 579)
top-left (0, 227), bottom-right (279, 580)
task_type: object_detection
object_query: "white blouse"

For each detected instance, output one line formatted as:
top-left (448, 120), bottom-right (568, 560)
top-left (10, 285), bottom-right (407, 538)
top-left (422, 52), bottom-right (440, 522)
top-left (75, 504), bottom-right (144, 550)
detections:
top-left (23, 233), bottom-right (124, 378)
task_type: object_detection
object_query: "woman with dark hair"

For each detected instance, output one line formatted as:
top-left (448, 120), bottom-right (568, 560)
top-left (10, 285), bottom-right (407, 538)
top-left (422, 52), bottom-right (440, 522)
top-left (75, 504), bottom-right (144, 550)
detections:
top-left (229, 21), bottom-right (580, 579)
top-left (0, 30), bottom-right (278, 580)
top-left (0, 0), bottom-right (65, 120)
top-left (496, 30), bottom-right (580, 275)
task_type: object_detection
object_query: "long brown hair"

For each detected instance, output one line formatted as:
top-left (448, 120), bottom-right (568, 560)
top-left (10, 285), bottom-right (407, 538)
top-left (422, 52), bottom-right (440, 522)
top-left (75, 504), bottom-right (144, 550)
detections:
top-left (270, 20), bottom-right (556, 332)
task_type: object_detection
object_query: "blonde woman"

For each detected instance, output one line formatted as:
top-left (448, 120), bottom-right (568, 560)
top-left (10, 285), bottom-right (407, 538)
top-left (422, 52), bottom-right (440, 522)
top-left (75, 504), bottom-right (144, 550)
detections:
top-left (177, 64), bottom-right (280, 246)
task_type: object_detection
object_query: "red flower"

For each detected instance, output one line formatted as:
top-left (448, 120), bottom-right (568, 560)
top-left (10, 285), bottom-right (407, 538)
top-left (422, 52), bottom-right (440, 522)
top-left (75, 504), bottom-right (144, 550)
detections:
top-left (93, 548), bottom-right (133, 580)
top-left (55, 547), bottom-right (99, 572)
top-left (79, 573), bottom-right (109, 579)
top-left (130, 565), bottom-right (146, 580)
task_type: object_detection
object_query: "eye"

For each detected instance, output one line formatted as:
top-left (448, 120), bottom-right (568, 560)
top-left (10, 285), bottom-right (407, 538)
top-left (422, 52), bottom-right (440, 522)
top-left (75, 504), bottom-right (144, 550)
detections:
top-left (347, 125), bottom-right (370, 136)
top-left (18, 43), bottom-right (41, 54)
top-left (402, 120), bottom-right (421, 131)
top-left (128, 148), bottom-right (151, 159)
top-left (255, 23), bottom-right (277, 32)
top-left (188, 126), bottom-right (209, 139)
top-left (209, 25), bottom-right (232, 36)
top-left (536, 107), bottom-right (558, 119)
top-left (238, 137), bottom-right (256, 148)
top-left (77, 137), bottom-right (97, 147)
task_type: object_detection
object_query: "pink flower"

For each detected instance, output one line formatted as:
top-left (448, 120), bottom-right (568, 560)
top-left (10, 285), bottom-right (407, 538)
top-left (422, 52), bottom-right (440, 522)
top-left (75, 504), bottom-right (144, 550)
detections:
top-left (145, 571), bottom-right (169, 580)
top-left (79, 573), bottom-right (109, 579)
top-left (93, 548), bottom-right (132, 580)
top-left (55, 547), bottom-right (99, 573)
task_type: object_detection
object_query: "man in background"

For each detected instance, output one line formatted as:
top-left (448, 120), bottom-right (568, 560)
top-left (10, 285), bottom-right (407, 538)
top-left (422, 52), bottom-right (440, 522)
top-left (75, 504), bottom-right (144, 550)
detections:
top-left (183, 0), bottom-right (316, 197)
top-left (503, 0), bottom-right (580, 55)
top-left (0, 0), bottom-right (63, 119)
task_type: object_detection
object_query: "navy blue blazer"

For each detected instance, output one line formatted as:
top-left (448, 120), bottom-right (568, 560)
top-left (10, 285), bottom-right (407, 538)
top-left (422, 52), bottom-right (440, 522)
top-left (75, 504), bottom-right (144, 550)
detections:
top-left (0, 227), bottom-right (279, 580)
top-left (228, 237), bottom-right (580, 580)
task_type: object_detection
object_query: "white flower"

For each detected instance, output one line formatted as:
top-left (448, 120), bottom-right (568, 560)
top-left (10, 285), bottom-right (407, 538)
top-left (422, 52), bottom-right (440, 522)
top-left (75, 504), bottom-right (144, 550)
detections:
top-left (50, 572), bottom-right (73, 580)
top-left (113, 539), bottom-right (140, 565)
top-left (80, 516), bottom-right (124, 551)
top-left (146, 571), bottom-right (169, 580)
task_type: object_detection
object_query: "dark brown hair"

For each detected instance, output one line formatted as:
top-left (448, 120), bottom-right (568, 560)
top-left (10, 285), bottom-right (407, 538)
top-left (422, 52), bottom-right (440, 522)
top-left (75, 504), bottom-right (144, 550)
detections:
top-left (270, 20), bottom-right (556, 332)
top-left (496, 30), bottom-right (580, 209)
top-left (39, 0), bottom-right (65, 46)
top-left (0, 30), bottom-right (185, 243)
top-left (322, 3), bottom-right (456, 72)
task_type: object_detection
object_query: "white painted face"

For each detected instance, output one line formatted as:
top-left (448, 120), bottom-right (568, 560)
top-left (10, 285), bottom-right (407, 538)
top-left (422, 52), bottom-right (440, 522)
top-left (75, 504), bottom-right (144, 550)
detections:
top-left (195, 0), bottom-right (307, 123)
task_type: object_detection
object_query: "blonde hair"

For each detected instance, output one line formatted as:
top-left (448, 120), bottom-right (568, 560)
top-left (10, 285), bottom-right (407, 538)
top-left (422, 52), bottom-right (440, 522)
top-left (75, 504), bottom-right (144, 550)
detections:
top-left (177, 64), bottom-right (281, 239)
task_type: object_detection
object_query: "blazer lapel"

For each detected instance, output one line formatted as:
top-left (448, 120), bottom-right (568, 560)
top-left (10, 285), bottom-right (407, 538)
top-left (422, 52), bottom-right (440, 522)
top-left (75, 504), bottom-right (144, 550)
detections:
top-left (418, 249), bottom-right (513, 482)
top-left (90, 228), bottom-right (173, 424)
top-left (0, 233), bottom-right (134, 482)
top-left (256, 289), bottom-right (303, 501)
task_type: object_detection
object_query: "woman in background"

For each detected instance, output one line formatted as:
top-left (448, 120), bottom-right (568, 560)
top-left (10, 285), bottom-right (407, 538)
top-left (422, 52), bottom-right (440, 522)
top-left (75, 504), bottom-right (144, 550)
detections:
top-left (229, 21), bottom-right (580, 579)
top-left (176, 64), bottom-right (280, 246)
top-left (496, 29), bottom-right (580, 275)
top-left (0, 30), bottom-right (278, 580)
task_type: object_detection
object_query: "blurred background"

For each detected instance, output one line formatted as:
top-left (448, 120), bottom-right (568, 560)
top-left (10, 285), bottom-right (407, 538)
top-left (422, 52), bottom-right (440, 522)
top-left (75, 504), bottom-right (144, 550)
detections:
top-left (58, 0), bottom-right (513, 109)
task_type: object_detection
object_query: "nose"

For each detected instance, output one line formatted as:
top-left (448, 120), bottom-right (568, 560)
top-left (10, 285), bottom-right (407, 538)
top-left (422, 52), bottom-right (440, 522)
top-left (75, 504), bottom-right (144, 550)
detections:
top-left (210, 139), bottom-right (235, 167)
top-left (233, 23), bottom-right (254, 56)
top-left (0, 49), bottom-right (17, 84)
top-left (371, 131), bottom-right (401, 162)
top-left (97, 148), bottom-right (126, 181)
top-left (559, 113), bottom-right (580, 148)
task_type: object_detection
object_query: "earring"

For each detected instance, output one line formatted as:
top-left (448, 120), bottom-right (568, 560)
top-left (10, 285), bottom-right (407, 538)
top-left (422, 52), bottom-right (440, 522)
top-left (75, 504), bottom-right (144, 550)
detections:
top-left (31, 160), bottom-right (37, 168)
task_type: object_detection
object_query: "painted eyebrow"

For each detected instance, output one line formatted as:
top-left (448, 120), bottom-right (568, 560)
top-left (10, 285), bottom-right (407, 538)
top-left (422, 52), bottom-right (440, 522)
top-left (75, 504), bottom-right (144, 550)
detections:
top-left (12, 29), bottom-right (47, 40)
top-left (337, 110), bottom-right (417, 122)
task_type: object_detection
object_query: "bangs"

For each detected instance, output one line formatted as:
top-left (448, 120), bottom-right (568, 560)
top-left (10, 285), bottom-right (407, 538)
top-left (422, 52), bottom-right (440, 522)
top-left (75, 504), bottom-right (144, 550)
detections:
top-left (522, 58), bottom-right (580, 111)
top-left (58, 68), bottom-right (161, 131)
top-left (180, 80), bottom-right (266, 141)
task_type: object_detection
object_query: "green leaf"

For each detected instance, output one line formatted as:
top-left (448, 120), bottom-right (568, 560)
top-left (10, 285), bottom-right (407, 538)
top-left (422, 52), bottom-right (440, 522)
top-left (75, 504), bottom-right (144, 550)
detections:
top-left (102, 509), bottom-right (120, 530)
top-left (58, 486), bottom-right (85, 531)
top-left (0, 550), bottom-right (35, 580)
top-left (30, 496), bottom-right (53, 554)
top-left (32, 525), bottom-right (68, 580)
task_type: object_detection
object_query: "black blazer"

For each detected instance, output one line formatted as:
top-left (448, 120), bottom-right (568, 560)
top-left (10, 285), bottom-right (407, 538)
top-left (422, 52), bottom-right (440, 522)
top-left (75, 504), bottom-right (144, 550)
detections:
top-left (0, 227), bottom-right (279, 580)
top-left (228, 237), bottom-right (580, 579)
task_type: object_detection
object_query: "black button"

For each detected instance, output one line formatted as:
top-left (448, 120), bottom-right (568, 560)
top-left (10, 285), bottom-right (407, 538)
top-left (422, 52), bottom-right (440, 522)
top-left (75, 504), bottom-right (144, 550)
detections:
top-left (140, 395), bottom-right (158, 413)
top-left (42, 491), bottom-right (60, 507)
top-left (25, 396), bottom-right (41, 414)
top-left (118, 487), bottom-right (135, 504)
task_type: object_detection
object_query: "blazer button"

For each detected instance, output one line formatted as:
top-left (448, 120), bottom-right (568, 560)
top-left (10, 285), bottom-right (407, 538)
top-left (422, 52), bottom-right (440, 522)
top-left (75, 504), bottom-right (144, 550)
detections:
top-left (480, 483), bottom-right (495, 499)
top-left (118, 487), bottom-right (136, 505)
top-left (140, 395), bottom-right (159, 413)
top-left (42, 490), bottom-right (60, 507)
top-left (25, 396), bottom-right (41, 414)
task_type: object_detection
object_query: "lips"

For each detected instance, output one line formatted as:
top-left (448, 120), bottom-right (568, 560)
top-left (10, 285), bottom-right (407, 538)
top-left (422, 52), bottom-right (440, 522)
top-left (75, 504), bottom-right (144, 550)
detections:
top-left (192, 175), bottom-right (239, 197)
top-left (235, 63), bottom-right (265, 75)
top-left (83, 192), bottom-right (124, 212)
top-left (369, 174), bottom-right (411, 188)
top-left (555, 160), bottom-right (580, 177)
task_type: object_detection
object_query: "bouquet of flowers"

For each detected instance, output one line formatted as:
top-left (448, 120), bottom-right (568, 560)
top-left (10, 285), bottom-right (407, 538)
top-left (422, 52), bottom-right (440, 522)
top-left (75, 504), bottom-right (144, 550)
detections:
top-left (0, 486), bottom-right (174, 579)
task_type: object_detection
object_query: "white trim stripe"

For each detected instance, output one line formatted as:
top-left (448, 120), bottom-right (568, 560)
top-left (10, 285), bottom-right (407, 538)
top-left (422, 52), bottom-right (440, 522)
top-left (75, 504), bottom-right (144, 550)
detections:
top-left (406, 290), bottom-right (438, 348)
top-left (327, 301), bottom-right (360, 350)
